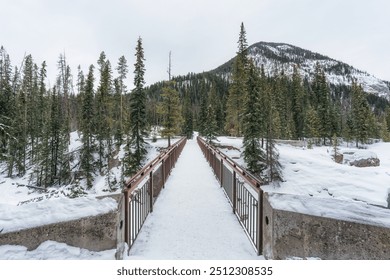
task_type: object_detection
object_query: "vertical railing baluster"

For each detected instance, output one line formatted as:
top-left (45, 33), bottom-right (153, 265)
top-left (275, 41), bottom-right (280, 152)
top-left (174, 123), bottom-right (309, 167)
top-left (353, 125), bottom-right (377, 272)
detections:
top-left (233, 171), bottom-right (237, 214)
top-left (257, 184), bottom-right (262, 255)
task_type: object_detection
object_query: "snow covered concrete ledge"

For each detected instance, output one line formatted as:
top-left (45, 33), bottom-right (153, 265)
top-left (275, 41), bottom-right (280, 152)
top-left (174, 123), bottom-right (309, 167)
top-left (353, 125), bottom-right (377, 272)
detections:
top-left (262, 192), bottom-right (390, 260)
top-left (0, 195), bottom-right (121, 253)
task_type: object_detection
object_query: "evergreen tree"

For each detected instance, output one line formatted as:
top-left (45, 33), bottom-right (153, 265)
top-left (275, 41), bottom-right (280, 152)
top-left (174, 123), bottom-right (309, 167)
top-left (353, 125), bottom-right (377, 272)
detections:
top-left (202, 85), bottom-right (219, 143)
top-left (34, 61), bottom-right (50, 187)
top-left (158, 82), bottom-right (182, 147)
top-left (242, 61), bottom-right (265, 174)
top-left (225, 23), bottom-right (249, 136)
top-left (115, 55), bottom-right (128, 144)
top-left (56, 53), bottom-right (72, 143)
top-left (113, 78), bottom-right (123, 147)
top-left (182, 90), bottom-right (193, 139)
top-left (291, 65), bottom-right (306, 139)
top-left (312, 63), bottom-right (331, 144)
top-left (379, 115), bottom-right (390, 142)
top-left (80, 65), bottom-right (96, 189)
top-left (274, 71), bottom-right (293, 139)
top-left (0, 46), bottom-right (14, 158)
top-left (264, 74), bottom-right (282, 182)
top-left (95, 52), bottom-right (113, 172)
top-left (386, 107), bottom-right (390, 132)
top-left (351, 81), bottom-right (371, 147)
top-left (198, 87), bottom-right (208, 135)
top-left (48, 87), bottom-right (65, 185)
top-left (125, 37), bottom-right (148, 176)
top-left (305, 105), bottom-right (321, 139)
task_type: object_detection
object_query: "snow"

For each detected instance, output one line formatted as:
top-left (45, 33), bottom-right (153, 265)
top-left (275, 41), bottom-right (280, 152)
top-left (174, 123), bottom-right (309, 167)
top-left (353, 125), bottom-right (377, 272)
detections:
top-left (127, 138), bottom-right (263, 260)
top-left (271, 143), bottom-right (390, 208)
top-left (215, 137), bottom-right (390, 210)
top-left (0, 196), bottom-right (117, 234)
top-left (342, 149), bottom-right (378, 164)
top-left (248, 43), bottom-right (390, 100)
top-left (1, 133), bottom-right (389, 259)
top-left (268, 193), bottom-right (390, 228)
top-left (0, 241), bottom-right (116, 260)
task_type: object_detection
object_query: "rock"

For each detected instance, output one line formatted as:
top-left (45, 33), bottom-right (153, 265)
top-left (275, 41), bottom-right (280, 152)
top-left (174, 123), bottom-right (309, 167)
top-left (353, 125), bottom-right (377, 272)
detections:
top-left (350, 158), bottom-right (380, 167)
top-left (387, 190), bottom-right (390, 209)
top-left (333, 153), bottom-right (343, 164)
top-left (342, 150), bottom-right (380, 167)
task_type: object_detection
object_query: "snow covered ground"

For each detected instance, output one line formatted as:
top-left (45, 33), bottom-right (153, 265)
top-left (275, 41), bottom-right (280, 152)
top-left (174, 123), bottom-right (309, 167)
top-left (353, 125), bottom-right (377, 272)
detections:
top-left (216, 137), bottom-right (390, 209)
top-left (0, 133), bottom-right (179, 260)
top-left (269, 142), bottom-right (390, 208)
top-left (0, 241), bottom-right (116, 260)
top-left (0, 196), bottom-right (117, 234)
top-left (1, 133), bottom-right (389, 259)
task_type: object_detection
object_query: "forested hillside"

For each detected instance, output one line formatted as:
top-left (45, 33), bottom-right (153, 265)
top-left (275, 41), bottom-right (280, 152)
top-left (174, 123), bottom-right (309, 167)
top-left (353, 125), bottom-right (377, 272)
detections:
top-left (1, 23), bottom-right (390, 190)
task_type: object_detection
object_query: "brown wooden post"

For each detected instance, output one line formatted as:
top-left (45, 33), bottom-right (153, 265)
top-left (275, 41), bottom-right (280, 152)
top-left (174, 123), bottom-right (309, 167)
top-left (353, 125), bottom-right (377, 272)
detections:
top-left (232, 171), bottom-right (237, 214)
top-left (149, 171), bottom-right (154, 213)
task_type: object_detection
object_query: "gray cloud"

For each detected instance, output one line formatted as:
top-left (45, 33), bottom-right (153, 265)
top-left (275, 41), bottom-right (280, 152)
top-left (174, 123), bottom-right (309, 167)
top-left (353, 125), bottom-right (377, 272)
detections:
top-left (1, 0), bottom-right (389, 87)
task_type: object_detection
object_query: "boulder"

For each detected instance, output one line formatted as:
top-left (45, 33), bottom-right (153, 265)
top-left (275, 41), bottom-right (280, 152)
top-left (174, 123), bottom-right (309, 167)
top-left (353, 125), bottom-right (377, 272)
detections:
top-left (342, 150), bottom-right (380, 167)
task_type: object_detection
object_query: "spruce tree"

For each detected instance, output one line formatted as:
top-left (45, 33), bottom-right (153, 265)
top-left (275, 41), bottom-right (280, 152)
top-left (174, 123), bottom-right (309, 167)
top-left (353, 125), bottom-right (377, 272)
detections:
top-left (198, 88), bottom-right (208, 135)
top-left (125, 37), bottom-right (148, 176)
top-left (0, 47), bottom-right (14, 158)
top-left (291, 65), bottom-right (305, 139)
top-left (305, 105), bottom-right (321, 139)
top-left (264, 73), bottom-right (282, 182)
top-left (80, 65), bottom-right (96, 189)
top-left (115, 55), bottom-right (128, 144)
top-left (380, 115), bottom-right (390, 142)
top-left (182, 90), bottom-right (193, 139)
top-left (351, 81), bottom-right (370, 147)
top-left (242, 61), bottom-right (265, 174)
top-left (225, 23), bottom-right (249, 136)
top-left (34, 61), bottom-right (50, 187)
top-left (158, 82), bottom-right (182, 147)
top-left (96, 52), bottom-right (113, 172)
top-left (386, 107), bottom-right (390, 133)
top-left (202, 85), bottom-right (219, 144)
top-left (56, 53), bottom-right (71, 144)
top-left (312, 63), bottom-right (331, 144)
top-left (113, 78), bottom-right (123, 147)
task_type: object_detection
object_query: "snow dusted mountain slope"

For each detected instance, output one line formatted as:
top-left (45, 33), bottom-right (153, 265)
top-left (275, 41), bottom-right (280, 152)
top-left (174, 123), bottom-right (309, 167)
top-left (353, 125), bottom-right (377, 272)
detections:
top-left (213, 41), bottom-right (390, 100)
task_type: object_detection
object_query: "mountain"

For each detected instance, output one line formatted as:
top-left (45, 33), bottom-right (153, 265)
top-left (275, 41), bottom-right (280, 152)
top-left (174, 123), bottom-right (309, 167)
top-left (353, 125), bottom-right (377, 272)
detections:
top-left (212, 41), bottom-right (390, 100)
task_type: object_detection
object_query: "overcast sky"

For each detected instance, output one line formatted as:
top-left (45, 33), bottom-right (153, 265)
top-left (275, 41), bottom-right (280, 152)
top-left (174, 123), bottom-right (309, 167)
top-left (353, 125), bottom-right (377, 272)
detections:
top-left (1, 0), bottom-right (389, 87)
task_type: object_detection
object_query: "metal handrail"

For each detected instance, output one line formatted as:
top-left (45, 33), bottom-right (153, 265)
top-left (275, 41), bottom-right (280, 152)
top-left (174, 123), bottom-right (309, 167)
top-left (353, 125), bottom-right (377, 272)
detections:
top-left (197, 137), bottom-right (263, 192)
top-left (197, 136), bottom-right (264, 255)
top-left (123, 137), bottom-right (187, 248)
top-left (124, 137), bottom-right (186, 193)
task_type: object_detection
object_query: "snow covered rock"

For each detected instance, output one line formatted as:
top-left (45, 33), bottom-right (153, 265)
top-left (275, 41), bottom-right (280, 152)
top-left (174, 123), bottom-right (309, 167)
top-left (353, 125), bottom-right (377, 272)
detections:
top-left (342, 150), bottom-right (380, 167)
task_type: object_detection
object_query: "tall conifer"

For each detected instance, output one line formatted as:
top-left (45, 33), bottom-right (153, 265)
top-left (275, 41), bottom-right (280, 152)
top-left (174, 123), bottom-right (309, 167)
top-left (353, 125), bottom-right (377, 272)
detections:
top-left (125, 37), bottom-right (148, 176)
top-left (225, 22), bottom-right (249, 136)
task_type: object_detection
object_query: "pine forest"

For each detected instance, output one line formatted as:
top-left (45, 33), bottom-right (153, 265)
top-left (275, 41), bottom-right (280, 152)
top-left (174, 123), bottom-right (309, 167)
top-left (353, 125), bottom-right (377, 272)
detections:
top-left (1, 24), bottom-right (390, 193)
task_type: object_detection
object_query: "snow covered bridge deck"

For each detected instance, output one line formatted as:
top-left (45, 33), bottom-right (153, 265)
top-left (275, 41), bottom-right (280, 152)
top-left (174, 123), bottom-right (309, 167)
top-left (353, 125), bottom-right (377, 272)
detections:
top-left (126, 138), bottom-right (262, 259)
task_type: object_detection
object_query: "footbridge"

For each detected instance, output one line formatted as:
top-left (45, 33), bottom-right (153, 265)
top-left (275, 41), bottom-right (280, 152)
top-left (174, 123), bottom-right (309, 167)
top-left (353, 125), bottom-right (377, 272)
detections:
top-left (122, 136), bottom-right (264, 259)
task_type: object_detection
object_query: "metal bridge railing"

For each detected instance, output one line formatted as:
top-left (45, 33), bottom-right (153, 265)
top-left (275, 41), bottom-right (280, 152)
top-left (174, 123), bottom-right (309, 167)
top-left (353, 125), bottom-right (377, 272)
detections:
top-left (123, 137), bottom-right (187, 249)
top-left (197, 136), bottom-right (264, 255)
